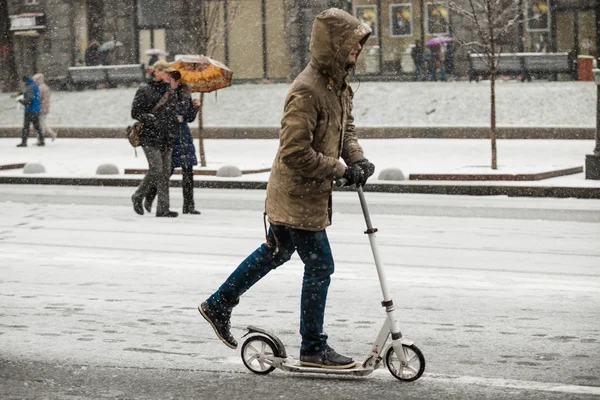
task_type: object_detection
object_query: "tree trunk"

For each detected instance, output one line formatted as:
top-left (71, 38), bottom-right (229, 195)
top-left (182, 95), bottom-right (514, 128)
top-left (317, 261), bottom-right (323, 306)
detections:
top-left (487, 2), bottom-right (498, 170)
top-left (197, 93), bottom-right (206, 167)
top-left (283, 0), bottom-right (305, 79)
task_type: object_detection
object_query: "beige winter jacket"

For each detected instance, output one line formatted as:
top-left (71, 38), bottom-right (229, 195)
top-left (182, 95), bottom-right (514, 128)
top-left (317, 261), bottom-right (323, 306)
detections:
top-left (265, 8), bottom-right (371, 231)
top-left (33, 73), bottom-right (51, 115)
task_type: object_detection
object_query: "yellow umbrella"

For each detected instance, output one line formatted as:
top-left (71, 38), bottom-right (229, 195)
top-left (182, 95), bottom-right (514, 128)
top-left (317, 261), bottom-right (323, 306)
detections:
top-left (170, 55), bottom-right (233, 93)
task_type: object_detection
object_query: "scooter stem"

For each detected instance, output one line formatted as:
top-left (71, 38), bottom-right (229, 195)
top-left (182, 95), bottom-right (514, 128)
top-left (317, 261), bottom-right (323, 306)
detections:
top-left (357, 186), bottom-right (392, 303)
top-left (357, 187), bottom-right (405, 354)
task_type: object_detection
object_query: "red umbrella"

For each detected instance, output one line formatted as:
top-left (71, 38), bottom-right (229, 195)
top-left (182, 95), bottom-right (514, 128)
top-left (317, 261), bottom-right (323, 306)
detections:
top-left (426, 36), bottom-right (453, 46)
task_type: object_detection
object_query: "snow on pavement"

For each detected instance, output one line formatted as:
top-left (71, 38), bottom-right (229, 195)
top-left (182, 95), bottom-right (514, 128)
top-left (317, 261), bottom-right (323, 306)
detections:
top-left (0, 188), bottom-right (599, 387)
top-left (0, 81), bottom-right (595, 128)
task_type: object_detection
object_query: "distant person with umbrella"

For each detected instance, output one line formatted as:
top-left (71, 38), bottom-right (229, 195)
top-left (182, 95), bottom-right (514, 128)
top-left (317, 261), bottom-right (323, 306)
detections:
top-left (85, 40), bottom-right (101, 66)
top-left (148, 54), bottom-right (160, 67)
top-left (144, 70), bottom-right (202, 215)
top-left (426, 36), bottom-right (453, 81)
top-left (98, 40), bottom-right (123, 65)
top-left (146, 48), bottom-right (167, 69)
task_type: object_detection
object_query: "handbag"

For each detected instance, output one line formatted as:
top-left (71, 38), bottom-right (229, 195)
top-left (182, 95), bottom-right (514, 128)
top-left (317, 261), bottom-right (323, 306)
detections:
top-left (126, 91), bottom-right (170, 147)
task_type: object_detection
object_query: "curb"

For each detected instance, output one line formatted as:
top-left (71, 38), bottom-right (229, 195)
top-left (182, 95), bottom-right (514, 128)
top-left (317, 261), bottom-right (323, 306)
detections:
top-left (1, 176), bottom-right (598, 199)
top-left (0, 126), bottom-right (595, 140)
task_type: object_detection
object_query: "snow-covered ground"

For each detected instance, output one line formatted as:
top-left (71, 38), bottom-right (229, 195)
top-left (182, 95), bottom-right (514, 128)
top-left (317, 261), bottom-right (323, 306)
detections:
top-left (1, 138), bottom-right (599, 188)
top-left (1, 187), bottom-right (599, 393)
top-left (0, 81), bottom-right (595, 128)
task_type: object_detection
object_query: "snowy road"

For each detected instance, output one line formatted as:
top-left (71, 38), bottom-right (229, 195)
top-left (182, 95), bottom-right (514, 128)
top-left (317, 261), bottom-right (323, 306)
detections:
top-left (1, 185), bottom-right (599, 399)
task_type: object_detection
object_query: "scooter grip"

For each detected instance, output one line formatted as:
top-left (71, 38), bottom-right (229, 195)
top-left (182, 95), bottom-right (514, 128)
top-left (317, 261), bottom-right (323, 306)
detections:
top-left (335, 177), bottom-right (348, 187)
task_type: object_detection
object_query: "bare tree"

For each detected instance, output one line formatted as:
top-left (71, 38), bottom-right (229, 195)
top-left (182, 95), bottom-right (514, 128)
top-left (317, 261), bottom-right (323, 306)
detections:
top-left (448, 0), bottom-right (521, 169)
top-left (184, 0), bottom-right (237, 167)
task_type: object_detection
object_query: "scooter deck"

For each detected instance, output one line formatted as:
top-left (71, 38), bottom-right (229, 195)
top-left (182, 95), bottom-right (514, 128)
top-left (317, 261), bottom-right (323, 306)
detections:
top-left (279, 357), bottom-right (374, 377)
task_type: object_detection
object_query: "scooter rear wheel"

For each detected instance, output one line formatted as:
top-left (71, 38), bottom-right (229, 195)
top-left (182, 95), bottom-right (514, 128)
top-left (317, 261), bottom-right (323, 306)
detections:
top-left (241, 335), bottom-right (276, 375)
top-left (385, 343), bottom-right (425, 382)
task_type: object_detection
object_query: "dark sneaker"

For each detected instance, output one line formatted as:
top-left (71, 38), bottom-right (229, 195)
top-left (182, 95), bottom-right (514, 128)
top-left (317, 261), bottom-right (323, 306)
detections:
top-left (198, 302), bottom-right (237, 349)
top-left (16, 142), bottom-right (27, 147)
top-left (36, 141), bottom-right (45, 146)
top-left (131, 195), bottom-right (144, 215)
top-left (156, 211), bottom-right (178, 218)
top-left (300, 346), bottom-right (357, 369)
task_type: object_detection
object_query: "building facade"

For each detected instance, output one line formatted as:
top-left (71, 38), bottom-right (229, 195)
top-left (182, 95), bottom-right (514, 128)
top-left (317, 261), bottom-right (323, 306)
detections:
top-left (350, 0), bottom-right (598, 76)
top-left (0, 0), bottom-right (597, 91)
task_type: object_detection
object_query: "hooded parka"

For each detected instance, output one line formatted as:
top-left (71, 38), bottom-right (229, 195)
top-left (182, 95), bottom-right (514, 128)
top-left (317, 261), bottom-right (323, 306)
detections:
top-left (265, 8), bottom-right (371, 231)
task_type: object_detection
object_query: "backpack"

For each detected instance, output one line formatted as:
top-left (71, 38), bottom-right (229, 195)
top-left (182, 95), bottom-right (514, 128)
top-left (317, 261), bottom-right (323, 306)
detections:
top-left (126, 91), bottom-right (170, 147)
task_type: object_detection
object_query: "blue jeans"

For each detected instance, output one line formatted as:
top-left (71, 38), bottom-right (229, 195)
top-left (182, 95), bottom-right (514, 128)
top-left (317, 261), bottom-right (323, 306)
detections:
top-left (206, 224), bottom-right (335, 355)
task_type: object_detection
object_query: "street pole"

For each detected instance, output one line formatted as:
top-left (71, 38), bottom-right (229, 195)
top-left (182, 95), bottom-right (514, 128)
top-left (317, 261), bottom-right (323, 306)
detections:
top-left (586, 1), bottom-right (600, 179)
top-left (586, 69), bottom-right (600, 179)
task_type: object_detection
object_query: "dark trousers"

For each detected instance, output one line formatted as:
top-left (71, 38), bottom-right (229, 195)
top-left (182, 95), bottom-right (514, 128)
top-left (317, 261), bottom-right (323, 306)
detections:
top-left (146, 165), bottom-right (195, 211)
top-left (133, 146), bottom-right (172, 215)
top-left (206, 224), bottom-right (335, 355)
top-left (22, 112), bottom-right (44, 144)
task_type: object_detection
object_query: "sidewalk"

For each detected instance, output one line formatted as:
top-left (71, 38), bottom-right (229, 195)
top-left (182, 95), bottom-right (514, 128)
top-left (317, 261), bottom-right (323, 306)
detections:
top-left (1, 138), bottom-right (599, 198)
top-left (0, 81), bottom-right (595, 129)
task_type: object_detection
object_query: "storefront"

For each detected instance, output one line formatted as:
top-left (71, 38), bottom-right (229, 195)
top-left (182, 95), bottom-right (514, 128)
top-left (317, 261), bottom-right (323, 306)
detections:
top-left (553, 0), bottom-right (597, 77)
top-left (349, 0), bottom-right (597, 78)
top-left (350, 0), bottom-right (451, 76)
top-left (3, 0), bottom-right (595, 89)
top-left (5, 0), bottom-right (121, 85)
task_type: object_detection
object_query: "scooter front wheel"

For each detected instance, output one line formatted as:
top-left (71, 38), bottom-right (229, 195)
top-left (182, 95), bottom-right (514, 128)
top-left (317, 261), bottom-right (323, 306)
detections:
top-left (241, 335), bottom-right (277, 375)
top-left (385, 343), bottom-right (425, 382)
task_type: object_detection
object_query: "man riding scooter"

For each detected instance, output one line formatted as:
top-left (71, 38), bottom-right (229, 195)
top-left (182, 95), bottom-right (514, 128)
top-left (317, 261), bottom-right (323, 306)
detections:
top-left (198, 8), bottom-right (375, 369)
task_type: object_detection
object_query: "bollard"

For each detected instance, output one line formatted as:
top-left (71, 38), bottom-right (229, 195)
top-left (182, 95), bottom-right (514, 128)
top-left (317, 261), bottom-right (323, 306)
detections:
top-left (216, 165), bottom-right (242, 178)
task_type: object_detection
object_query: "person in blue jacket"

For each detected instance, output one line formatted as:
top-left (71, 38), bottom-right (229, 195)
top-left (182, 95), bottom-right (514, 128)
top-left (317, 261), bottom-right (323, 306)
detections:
top-left (17, 76), bottom-right (45, 147)
top-left (145, 70), bottom-right (202, 215)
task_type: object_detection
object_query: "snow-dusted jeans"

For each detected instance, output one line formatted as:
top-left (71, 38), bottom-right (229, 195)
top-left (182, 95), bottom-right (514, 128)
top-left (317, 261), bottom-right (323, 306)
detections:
top-left (207, 224), bottom-right (335, 355)
top-left (133, 146), bottom-right (172, 215)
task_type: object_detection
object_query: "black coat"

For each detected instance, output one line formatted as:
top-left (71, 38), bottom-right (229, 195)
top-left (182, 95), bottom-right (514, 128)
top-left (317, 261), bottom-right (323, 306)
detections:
top-left (131, 80), bottom-right (178, 149)
top-left (171, 86), bottom-right (199, 169)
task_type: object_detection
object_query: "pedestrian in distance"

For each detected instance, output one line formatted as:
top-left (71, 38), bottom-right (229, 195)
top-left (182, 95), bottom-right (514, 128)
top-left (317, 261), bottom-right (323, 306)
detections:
top-left (33, 73), bottom-right (57, 141)
top-left (198, 8), bottom-right (376, 370)
top-left (148, 54), bottom-right (159, 68)
top-left (16, 76), bottom-right (44, 147)
top-left (444, 42), bottom-right (456, 82)
top-left (130, 60), bottom-right (179, 218)
top-left (85, 40), bottom-right (101, 66)
top-left (411, 40), bottom-right (424, 81)
top-left (144, 70), bottom-right (202, 215)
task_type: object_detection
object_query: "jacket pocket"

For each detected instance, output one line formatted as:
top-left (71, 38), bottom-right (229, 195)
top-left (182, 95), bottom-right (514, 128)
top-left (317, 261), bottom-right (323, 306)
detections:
top-left (288, 176), bottom-right (330, 198)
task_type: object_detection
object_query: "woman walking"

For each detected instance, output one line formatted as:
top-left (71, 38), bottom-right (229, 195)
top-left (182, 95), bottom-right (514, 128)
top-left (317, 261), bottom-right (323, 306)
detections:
top-left (145, 70), bottom-right (201, 215)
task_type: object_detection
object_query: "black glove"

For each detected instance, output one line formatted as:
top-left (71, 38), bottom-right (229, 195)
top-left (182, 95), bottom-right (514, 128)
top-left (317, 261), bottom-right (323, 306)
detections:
top-left (343, 163), bottom-right (366, 187)
top-left (140, 113), bottom-right (156, 124)
top-left (356, 158), bottom-right (375, 180)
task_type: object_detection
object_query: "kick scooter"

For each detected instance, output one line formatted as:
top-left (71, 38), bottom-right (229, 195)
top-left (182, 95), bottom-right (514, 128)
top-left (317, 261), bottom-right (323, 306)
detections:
top-left (239, 185), bottom-right (425, 381)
